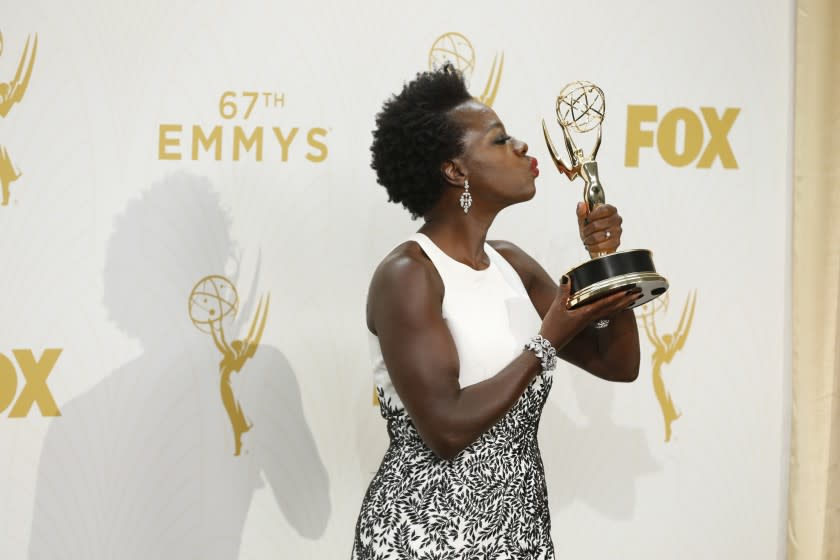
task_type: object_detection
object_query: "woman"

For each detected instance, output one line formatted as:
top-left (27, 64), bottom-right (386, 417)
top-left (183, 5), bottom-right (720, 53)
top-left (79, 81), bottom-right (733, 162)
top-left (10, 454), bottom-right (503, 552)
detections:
top-left (353, 64), bottom-right (642, 559)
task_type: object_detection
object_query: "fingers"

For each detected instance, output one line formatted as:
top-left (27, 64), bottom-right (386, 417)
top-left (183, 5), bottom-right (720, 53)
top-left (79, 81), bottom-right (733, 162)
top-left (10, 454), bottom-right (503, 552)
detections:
top-left (578, 203), bottom-right (616, 226)
top-left (587, 204), bottom-right (617, 220)
top-left (583, 228), bottom-right (621, 245)
top-left (584, 231), bottom-right (622, 255)
top-left (581, 213), bottom-right (621, 239)
top-left (605, 288), bottom-right (643, 314)
top-left (557, 275), bottom-right (572, 306)
top-left (576, 202), bottom-right (587, 231)
top-left (573, 287), bottom-right (642, 320)
top-left (577, 202), bottom-right (611, 231)
top-left (578, 205), bottom-right (622, 253)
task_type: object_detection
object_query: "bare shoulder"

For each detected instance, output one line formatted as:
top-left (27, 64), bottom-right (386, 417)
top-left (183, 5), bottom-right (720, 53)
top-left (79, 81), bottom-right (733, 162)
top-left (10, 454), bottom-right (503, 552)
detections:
top-left (371, 241), bottom-right (441, 290)
top-left (366, 240), bottom-right (444, 334)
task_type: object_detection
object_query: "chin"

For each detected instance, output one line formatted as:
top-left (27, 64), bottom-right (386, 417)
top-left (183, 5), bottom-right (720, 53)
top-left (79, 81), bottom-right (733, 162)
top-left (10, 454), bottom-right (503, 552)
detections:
top-left (522, 181), bottom-right (537, 201)
top-left (501, 181), bottom-right (537, 208)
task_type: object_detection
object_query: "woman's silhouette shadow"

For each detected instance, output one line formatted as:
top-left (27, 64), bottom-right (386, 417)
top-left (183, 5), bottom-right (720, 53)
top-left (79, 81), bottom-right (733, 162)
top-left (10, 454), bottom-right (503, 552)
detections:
top-left (541, 369), bottom-right (660, 521)
top-left (28, 172), bottom-right (330, 559)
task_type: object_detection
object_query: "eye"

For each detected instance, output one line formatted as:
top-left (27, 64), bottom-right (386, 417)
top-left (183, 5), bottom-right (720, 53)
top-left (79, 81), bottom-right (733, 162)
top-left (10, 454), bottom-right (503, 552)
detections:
top-left (494, 134), bottom-right (512, 144)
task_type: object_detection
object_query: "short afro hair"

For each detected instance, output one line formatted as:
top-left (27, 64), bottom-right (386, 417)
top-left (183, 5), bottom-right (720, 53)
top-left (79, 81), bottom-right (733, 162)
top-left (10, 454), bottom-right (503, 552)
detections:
top-left (371, 64), bottom-right (473, 219)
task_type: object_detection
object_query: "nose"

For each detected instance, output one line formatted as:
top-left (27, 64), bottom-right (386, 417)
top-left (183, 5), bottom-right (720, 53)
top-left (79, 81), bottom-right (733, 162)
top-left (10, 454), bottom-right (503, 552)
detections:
top-left (514, 138), bottom-right (528, 156)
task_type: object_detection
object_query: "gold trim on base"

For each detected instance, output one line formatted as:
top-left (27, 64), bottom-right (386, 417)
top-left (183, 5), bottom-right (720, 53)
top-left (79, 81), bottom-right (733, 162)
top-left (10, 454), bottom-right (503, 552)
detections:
top-left (568, 271), bottom-right (668, 309)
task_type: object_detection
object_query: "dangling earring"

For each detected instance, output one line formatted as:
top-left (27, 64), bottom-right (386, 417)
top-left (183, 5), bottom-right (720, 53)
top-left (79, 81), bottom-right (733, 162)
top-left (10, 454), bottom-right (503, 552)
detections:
top-left (460, 179), bottom-right (472, 214)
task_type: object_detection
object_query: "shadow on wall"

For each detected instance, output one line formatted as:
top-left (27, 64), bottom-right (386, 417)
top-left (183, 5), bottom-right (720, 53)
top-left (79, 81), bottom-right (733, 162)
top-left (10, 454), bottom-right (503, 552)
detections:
top-left (541, 372), bottom-right (660, 520)
top-left (28, 172), bottom-right (330, 560)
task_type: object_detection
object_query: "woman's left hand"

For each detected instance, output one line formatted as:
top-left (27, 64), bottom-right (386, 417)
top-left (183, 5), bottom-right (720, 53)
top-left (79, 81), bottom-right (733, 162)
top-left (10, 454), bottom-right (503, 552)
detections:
top-left (576, 202), bottom-right (623, 255)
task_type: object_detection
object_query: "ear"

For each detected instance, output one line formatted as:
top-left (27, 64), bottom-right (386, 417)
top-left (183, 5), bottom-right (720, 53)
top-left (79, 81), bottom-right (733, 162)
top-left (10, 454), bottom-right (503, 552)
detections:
top-left (440, 159), bottom-right (468, 188)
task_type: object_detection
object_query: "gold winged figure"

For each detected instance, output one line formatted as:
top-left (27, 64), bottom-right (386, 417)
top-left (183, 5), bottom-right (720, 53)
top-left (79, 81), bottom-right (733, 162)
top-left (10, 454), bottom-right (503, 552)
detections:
top-left (428, 32), bottom-right (504, 107)
top-left (0, 32), bottom-right (38, 206)
top-left (189, 275), bottom-right (270, 455)
top-left (211, 294), bottom-right (270, 455)
top-left (640, 291), bottom-right (697, 442)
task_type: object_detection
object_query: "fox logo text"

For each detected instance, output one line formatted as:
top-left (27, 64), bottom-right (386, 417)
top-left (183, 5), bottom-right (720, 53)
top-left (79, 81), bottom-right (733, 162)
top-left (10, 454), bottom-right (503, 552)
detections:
top-left (625, 105), bottom-right (739, 169)
top-left (0, 349), bottom-right (61, 417)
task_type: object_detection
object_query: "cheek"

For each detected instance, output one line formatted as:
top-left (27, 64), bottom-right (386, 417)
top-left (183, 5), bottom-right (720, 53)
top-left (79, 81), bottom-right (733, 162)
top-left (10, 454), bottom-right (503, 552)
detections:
top-left (468, 154), bottom-right (530, 197)
top-left (491, 164), bottom-right (528, 185)
top-left (490, 173), bottom-right (535, 203)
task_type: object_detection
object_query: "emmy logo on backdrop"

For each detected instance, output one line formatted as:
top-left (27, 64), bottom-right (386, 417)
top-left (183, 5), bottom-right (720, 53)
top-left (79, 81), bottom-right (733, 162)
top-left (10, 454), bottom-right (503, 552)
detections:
top-left (428, 32), bottom-right (503, 107)
top-left (0, 31), bottom-right (37, 206)
top-left (189, 275), bottom-right (270, 455)
top-left (637, 291), bottom-right (697, 442)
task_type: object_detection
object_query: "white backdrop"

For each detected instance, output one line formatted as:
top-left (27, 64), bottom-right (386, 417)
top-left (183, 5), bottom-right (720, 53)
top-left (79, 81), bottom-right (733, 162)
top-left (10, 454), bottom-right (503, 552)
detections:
top-left (0, 1), bottom-right (792, 558)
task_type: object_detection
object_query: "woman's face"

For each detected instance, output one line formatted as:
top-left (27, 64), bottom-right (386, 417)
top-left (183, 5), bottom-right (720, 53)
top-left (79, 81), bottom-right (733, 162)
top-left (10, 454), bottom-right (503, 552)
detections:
top-left (448, 100), bottom-right (538, 210)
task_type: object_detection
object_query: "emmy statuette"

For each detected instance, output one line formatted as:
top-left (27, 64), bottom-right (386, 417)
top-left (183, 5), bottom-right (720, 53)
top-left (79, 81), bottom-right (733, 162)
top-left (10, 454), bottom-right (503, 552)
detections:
top-left (542, 81), bottom-right (668, 310)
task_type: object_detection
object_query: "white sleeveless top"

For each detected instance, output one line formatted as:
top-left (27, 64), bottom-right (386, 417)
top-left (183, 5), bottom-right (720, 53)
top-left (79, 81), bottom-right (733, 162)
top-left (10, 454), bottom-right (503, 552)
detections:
top-left (370, 232), bottom-right (543, 410)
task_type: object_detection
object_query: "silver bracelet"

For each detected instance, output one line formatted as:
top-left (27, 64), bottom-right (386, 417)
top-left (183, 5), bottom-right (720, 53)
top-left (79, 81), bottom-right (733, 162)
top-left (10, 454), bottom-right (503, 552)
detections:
top-left (524, 335), bottom-right (558, 372)
top-left (594, 319), bottom-right (610, 329)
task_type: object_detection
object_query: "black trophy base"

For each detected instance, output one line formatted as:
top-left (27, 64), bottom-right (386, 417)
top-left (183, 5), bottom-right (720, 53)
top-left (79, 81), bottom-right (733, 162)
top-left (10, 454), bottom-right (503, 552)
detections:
top-left (566, 249), bottom-right (668, 310)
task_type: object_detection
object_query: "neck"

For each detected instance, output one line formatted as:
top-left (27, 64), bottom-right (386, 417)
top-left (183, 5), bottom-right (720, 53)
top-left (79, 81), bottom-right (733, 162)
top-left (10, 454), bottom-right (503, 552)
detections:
top-left (418, 205), bottom-right (497, 269)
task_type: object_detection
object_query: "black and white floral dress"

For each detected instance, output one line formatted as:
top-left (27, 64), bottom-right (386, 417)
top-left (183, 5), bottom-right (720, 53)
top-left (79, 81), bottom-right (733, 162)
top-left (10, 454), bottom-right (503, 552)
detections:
top-left (352, 233), bottom-right (555, 559)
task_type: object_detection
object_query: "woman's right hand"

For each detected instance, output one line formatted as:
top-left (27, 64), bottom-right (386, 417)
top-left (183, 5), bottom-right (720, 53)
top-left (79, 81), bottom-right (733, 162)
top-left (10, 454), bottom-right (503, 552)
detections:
top-left (538, 276), bottom-right (641, 349)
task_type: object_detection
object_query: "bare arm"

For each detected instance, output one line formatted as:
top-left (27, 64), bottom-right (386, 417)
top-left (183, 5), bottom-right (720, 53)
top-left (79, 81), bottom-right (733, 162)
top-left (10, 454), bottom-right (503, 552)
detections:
top-left (490, 240), bottom-right (641, 382)
top-left (368, 243), bottom-right (637, 460)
